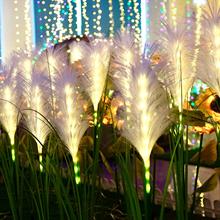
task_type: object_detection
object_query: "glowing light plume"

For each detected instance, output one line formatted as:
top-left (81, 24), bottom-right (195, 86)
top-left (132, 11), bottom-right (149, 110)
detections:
top-left (24, 72), bottom-right (51, 170)
top-left (0, 60), bottom-right (24, 160)
top-left (110, 31), bottom-right (139, 118)
top-left (53, 69), bottom-right (89, 184)
top-left (120, 61), bottom-right (170, 193)
top-left (160, 24), bottom-right (195, 110)
top-left (197, 0), bottom-right (220, 97)
top-left (81, 40), bottom-right (110, 112)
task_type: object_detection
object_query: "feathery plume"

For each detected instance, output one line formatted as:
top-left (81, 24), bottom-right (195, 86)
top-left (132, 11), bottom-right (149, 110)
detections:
top-left (159, 23), bottom-right (194, 111)
top-left (23, 71), bottom-right (51, 170)
top-left (110, 31), bottom-right (140, 120)
top-left (197, 0), bottom-right (220, 97)
top-left (53, 68), bottom-right (89, 183)
top-left (0, 54), bottom-right (26, 160)
top-left (81, 39), bottom-right (110, 113)
top-left (118, 59), bottom-right (170, 192)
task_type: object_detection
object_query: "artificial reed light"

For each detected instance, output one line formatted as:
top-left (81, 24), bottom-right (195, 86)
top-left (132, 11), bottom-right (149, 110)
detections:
top-left (53, 69), bottom-right (89, 184)
top-left (24, 72), bottom-right (51, 171)
top-left (111, 31), bottom-right (139, 119)
top-left (0, 62), bottom-right (23, 161)
top-left (119, 62), bottom-right (170, 193)
top-left (197, 0), bottom-right (220, 97)
top-left (81, 40), bottom-right (110, 113)
top-left (160, 24), bottom-right (194, 111)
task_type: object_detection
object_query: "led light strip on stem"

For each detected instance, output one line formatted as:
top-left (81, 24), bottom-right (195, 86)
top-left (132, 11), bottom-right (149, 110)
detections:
top-left (108, 0), bottom-right (114, 38)
top-left (82, 0), bottom-right (90, 35)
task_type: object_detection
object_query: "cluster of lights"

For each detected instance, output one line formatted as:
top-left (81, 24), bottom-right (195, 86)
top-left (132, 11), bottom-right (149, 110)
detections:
top-left (159, 0), bottom-right (168, 33)
top-left (82, 0), bottom-right (89, 35)
top-left (67, 0), bottom-right (74, 36)
top-left (133, 0), bottom-right (141, 45)
top-left (14, 0), bottom-right (20, 50)
top-left (186, 0), bottom-right (192, 30)
top-left (192, 1), bottom-right (204, 75)
top-left (119, 0), bottom-right (125, 31)
top-left (24, 0), bottom-right (33, 55)
top-left (108, 0), bottom-right (114, 38)
top-left (92, 0), bottom-right (102, 37)
top-left (171, 0), bottom-right (177, 30)
top-left (126, 0), bottom-right (133, 29)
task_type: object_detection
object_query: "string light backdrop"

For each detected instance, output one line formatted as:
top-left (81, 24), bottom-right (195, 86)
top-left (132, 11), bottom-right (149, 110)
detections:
top-left (0, 0), bottom-right (209, 63)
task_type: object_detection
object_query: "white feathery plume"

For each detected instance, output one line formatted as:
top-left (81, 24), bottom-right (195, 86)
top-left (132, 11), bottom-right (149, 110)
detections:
top-left (0, 73), bottom-right (21, 147)
top-left (33, 46), bottom-right (69, 116)
top-left (23, 71), bottom-right (52, 170)
top-left (0, 54), bottom-right (27, 160)
top-left (197, 0), bottom-right (220, 97)
top-left (53, 68), bottom-right (89, 183)
top-left (110, 31), bottom-right (140, 119)
top-left (159, 24), bottom-right (194, 111)
top-left (81, 39), bottom-right (110, 113)
top-left (121, 61), bottom-right (171, 192)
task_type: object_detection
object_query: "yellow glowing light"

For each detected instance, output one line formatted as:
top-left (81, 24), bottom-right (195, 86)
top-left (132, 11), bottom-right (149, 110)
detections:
top-left (70, 43), bottom-right (84, 63)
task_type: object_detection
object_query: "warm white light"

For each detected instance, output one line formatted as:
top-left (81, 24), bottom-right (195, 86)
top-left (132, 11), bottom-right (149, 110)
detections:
top-left (193, 0), bottom-right (206, 5)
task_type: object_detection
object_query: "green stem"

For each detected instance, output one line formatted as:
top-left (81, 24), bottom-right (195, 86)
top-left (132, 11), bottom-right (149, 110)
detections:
top-left (190, 133), bottom-right (203, 217)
